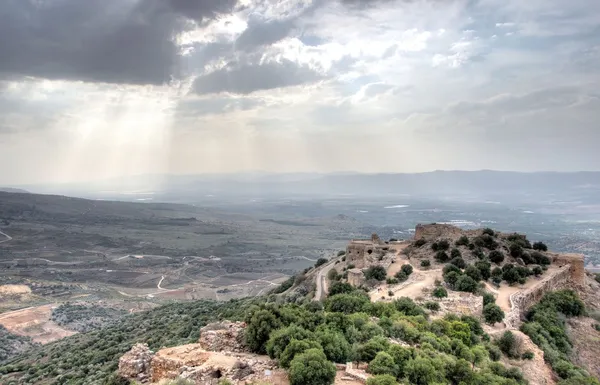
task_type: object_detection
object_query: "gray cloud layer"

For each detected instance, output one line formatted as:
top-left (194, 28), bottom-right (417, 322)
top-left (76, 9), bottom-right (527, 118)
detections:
top-left (192, 59), bottom-right (325, 95)
top-left (0, 0), bottom-right (237, 85)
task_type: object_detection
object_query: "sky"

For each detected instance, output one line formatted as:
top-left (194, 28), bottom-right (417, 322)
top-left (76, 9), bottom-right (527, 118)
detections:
top-left (0, 0), bottom-right (599, 185)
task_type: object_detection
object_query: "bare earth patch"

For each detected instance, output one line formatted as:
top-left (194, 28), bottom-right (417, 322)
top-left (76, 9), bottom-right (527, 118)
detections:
top-left (0, 284), bottom-right (32, 295)
top-left (0, 304), bottom-right (76, 344)
top-left (567, 317), bottom-right (600, 380)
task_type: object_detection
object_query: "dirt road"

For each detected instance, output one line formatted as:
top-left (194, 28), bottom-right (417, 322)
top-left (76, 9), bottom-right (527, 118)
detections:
top-left (314, 260), bottom-right (337, 301)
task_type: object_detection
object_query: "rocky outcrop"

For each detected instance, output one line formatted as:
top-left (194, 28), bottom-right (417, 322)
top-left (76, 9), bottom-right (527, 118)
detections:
top-left (118, 321), bottom-right (284, 384)
top-left (199, 321), bottom-right (246, 353)
top-left (118, 343), bottom-right (154, 383)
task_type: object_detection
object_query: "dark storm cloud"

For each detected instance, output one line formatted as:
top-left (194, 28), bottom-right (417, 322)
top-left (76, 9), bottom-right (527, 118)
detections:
top-left (192, 60), bottom-right (325, 95)
top-left (0, 0), bottom-right (237, 85)
top-left (235, 19), bottom-right (297, 51)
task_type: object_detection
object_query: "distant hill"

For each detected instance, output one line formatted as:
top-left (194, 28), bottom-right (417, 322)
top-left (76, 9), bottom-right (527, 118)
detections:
top-left (24, 171), bottom-right (600, 203)
top-left (0, 187), bottom-right (29, 194)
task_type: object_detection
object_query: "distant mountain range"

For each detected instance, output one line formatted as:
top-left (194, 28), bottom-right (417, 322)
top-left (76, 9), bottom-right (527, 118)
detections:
top-left (0, 187), bottom-right (29, 194)
top-left (8, 170), bottom-right (600, 203)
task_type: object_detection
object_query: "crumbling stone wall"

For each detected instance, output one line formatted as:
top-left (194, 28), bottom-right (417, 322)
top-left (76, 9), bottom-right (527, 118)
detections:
top-left (118, 343), bottom-right (154, 383)
top-left (505, 265), bottom-right (573, 329)
top-left (199, 321), bottom-right (246, 353)
top-left (414, 223), bottom-right (465, 241)
top-left (348, 268), bottom-right (364, 287)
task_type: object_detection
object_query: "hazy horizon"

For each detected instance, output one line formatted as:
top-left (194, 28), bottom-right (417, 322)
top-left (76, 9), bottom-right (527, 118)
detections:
top-left (1, 0), bottom-right (599, 185)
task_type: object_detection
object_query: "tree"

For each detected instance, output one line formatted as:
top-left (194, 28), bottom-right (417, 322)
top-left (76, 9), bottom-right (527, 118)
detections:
top-left (404, 357), bottom-right (442, 385)
top-left (420, 260), bottom-right (431, 268)
top-left (280, 339), bottom-right (323, 368)
top-left (355, 337), bottom-right (390, 364)
top-left (482, 228), bottom-right (495, 236)
top-left (509, 243), bottom-right (523, 258)
top-left (451, 248), bottom-right (462, 259)
top-left (482, 292), bottom-right (495, 306)
top-left (315, 258), bottom-right (328, 268)
top-left (266, 325), bottom-right (314, 359)
top-left (532, 265), bottom-right (543, 276)
top-left (483, 304), bottom-right (505, 325)
top-left (475, 260), bottom-right (491, 281)
top-left (366, 374), bottom-right (398, 385)
top-left (387, 344), bottom-right (412, 378)
top-left (454, 275), bottom-right (479, 293)
top-left (455, 235), bottom-right (470, 247)
top-left (364, 266), bottom-right (387, 281)
top-left (497, 331), bottom-right (520, 358)
top-left (443, 264), bottom-right (461, 275)
top-left (326, 293), bottom-right (369, 314)
top-left (501, 266), bottom-right (521, 285)
top-left (328, 281), bottom-right (354, 296)
top-left (316, 329), bottom-right (351, 363)
top-left (450, 257), bottom-right (466, 269)
top-left (433, 286), bottom-right (448, 298)
top-left (438, 239), bottom-right (450, 250)
top-left (245, 309), bottom-right (281, 354)
top-left (464, 265), bottom-right (481, 281)
top-left (435, 251), bottom-right (449, 263)
top-left (489, 250), bottom-right (504, 264)
top-left (444, 271), bottom-right (461, 287)
top-left (401, 264), bottom-right (413, 276)
top-left (327, 269), bottom-right (340, 281)
top-left (368, 351), bottom-right (396, 376)
top-left (289, 348), bottom-right (336, 385)
top-left (394, 271), bottom-right (408, 282)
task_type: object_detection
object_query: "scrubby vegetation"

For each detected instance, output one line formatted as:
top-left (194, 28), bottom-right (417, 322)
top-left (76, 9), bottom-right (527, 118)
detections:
top-left (51, 303), bottom-right (128, 333)
top-left (0, 326), bottom-right (38, 364)
top-left (242, 288), bottom-right (530, 385)
top-left (0, 298), bottom-right (255, 384)
top-left (521, 290), bottom-right (599, 384)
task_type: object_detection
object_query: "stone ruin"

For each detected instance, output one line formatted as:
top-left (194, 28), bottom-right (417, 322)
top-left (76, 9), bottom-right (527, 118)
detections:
top-left (118, 321), bottom-right (285, 385)
top-left (198, 321), bottom-right (247, 353)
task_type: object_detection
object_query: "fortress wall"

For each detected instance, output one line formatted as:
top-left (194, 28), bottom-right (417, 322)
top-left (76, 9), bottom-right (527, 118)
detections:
top-left (505, 264), bottom-right (573, 329)
top-left (551, 253), bottom-right (585, 285)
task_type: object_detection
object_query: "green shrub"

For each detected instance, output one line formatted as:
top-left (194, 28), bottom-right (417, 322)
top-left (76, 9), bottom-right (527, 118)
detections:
top-left (266, 325), bottom-right (313, 359)
top-left (450, 248), bottom-right (462, 259)
top-left (438, 239), bottom-right (450, 250)
top-left (401, 264), bottom-right (413, 276)
top-left (414, 239), bottom-right (426, 247)
top-left (455, 235), bottom-right (470, 247)
top-left (464, 264), bottom-right (482, 281)
top-left (329, 281), bottom-right (355, 296)
top-left (432, 286), bottom-right (448, 298)
top-left (364, 266), bottom-right (387, 281)
top-left (289, 348), bottom-right (336, 385)
top-left (368, 352), bottom-right (396, 376)
top-left (394, 271), bottom-right (408, 282)
top-left (521, 351), bottom-right (534, 360)
top-left (482, 228), bottom-right (495, 236)
top-left (280, 339), bottom-right (323, 368)
top-left (483, 304), bottom-right (505, 325)
top-left (489, 250), bottom-right (505, 264)
top-left (475, 260), bottom-right (491, 280)
top-left (443, 271), bottom-right (461, 287)
top-left (434, 251), bottom-right (449, 262)
top-left (315, 258), bottom-right (328, 268)
top-left (450, 257), bottom-right (466, 269)
top-left (424, 302), bottom-right (440, 312)
top-left (420, 260), bottom-right (431, 268)
top-left (454, 275), bottom-right (479, 293)
top-left (366, 374), bottom-right (398, 385)
top-left (483, 292), bottom-right (495, 306)
top-left (316, 329), bottom-right (351, 363)
top-left (497, 331), bottom-right (520, 358)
